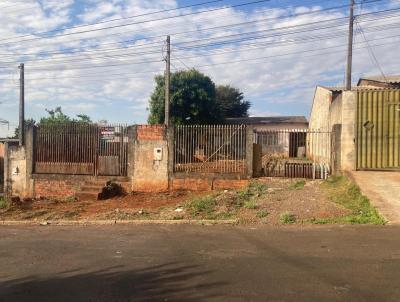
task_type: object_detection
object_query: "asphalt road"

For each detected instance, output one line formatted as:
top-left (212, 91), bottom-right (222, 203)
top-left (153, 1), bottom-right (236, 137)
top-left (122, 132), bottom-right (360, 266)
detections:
top-left (0, 225), bottom-right (399, 302)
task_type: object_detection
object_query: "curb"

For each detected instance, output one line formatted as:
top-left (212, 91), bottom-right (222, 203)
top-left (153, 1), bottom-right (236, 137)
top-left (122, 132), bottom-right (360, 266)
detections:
top-left (0, 219), bottom-right (238, 226)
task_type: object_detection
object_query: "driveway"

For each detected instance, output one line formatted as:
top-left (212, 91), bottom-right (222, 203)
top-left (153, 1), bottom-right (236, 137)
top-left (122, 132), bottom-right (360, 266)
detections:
top-left (349, 171), bottom-right (400, 223)
top-left (0, 225), bottom-right (399, 302)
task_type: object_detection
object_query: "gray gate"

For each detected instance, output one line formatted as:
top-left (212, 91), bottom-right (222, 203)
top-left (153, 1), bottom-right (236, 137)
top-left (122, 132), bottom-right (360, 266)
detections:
top-left (34, 123), bottom-right (129, 176)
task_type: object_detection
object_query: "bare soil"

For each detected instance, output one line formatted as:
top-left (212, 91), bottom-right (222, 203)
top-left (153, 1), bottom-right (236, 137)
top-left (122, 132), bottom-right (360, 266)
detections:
top-left (0, 178), bottom-right (350, 224)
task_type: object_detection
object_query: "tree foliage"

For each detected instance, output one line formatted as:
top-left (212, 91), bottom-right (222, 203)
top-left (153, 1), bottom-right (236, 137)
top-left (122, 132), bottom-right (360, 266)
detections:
top-left (148, 69), bottom-right (223, 125)
top-left (216, 85), bottom-right (250, 118)
top-left (39, 107), bottom-right (92, 125)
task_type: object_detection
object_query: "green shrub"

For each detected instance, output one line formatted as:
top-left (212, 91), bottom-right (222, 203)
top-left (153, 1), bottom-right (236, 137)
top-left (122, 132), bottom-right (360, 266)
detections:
top-left (280, 212), bottom-right (296, 224)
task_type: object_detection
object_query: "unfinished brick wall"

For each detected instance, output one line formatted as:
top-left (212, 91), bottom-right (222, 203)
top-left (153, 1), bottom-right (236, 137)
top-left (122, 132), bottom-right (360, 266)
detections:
top-left (34, 179), bottom-right (78, 199)
top-left (137, 125), bottom-right (165, 141)
top-left (172, 178), bottom-right (249, 191)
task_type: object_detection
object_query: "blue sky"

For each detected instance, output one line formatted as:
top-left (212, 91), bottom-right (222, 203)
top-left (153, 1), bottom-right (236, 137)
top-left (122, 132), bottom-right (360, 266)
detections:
top-left (0, 0), bottom-right (399, 136)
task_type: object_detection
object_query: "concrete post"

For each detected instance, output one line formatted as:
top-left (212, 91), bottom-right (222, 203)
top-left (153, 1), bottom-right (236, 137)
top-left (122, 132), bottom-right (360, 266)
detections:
top-left (127, 125), bottom-right (137, 179)
top-left (3, 142), bottom-right (10, 199)
top-left (341, 91), bottom-right (357, 171)
top-left (25, 126), bottom-right (35, 197)
top-left (246, 126), bottom-right (254, 178)
top-left (167, 125), bottom-right (174, 190)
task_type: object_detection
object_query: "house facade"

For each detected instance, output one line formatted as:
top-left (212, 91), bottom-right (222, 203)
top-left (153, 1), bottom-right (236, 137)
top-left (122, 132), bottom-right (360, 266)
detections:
top-left (309, 76), bottom-right (400, 172)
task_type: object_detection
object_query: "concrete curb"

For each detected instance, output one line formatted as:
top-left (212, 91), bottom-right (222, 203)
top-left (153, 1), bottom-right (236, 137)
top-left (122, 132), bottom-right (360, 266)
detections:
top-left (0, 219), bottom-right (238, 226)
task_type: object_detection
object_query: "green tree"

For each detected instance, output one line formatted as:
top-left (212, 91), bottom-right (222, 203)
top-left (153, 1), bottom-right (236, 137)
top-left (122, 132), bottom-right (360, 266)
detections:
top-left (39, 107), bottom-right (92, 125)
top-left (216, 85), bottom-right (250, 118)
top-left (148, 69), bottom-right (222, 125)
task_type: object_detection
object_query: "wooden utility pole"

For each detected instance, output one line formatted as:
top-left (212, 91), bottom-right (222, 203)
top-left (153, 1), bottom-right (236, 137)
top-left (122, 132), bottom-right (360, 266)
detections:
top-left (164, 35), bottom-right (171, 126)
top-left (19, 63), bottom-right (25, 146)
top-left (345, 0), bottom-right (355, 90)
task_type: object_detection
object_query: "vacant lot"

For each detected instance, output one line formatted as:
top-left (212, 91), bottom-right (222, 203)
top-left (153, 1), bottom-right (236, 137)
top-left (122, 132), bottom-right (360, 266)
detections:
top-left (0, 177), bottom-right (385, 225)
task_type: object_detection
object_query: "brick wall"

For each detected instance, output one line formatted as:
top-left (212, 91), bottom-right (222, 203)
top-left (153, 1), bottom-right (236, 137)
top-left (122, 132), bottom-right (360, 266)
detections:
top-left (172, 177), bottom-right (249, 191)
top-left (137, 125), bottom-right (165, 141)
top-left (34, 179), bottom-right (78, 199)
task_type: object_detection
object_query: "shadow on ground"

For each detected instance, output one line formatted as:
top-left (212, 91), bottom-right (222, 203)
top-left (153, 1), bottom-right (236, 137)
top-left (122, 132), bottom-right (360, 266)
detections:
top-left (0, 262), bottom-right (223, 302)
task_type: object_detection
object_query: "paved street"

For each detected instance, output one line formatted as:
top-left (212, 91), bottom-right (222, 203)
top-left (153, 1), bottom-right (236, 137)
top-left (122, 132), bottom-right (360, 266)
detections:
top-left (0, 225), bottom-right (399, 302)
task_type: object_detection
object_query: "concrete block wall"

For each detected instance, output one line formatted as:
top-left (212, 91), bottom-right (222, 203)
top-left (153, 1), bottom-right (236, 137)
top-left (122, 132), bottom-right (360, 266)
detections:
top-left (132, 125), bottom-right (169, 192)
top-left (340, 91), bottom-right (357, 171)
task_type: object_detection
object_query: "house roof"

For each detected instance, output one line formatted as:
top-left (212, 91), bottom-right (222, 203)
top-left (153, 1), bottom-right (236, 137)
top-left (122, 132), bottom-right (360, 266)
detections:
top-left (358, 75), bottom-right (400, 84)
top-left (225, 116), bottom-right (308, 125)
top-left (318, 85), bottom-right (391, 92)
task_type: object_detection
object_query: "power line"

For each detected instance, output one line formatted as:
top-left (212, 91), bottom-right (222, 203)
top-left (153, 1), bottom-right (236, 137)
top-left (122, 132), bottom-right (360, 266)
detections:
top-left (0, 0), bottom-right (271, 46)
top-left (1, 6), bottom-right (399, 68)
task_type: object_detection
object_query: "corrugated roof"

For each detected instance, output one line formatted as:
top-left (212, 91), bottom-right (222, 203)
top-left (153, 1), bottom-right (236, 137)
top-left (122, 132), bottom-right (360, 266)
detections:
top-left (318, 85), bottom-right (391, 92)
top-left (359, 75), bottom-right (400, 84)
top-left (225, 116), bottom-right (308, 125)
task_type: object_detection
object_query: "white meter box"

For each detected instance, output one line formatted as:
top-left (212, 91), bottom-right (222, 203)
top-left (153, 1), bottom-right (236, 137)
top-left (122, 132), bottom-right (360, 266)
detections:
top-left (154, 148), bottom-right (163, 160)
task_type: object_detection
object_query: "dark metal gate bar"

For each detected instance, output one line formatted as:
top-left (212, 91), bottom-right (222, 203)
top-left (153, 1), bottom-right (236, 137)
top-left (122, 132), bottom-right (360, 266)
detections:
top-left (356, 90), bottom-right (400, 170)
top-left (34, 123), bottom-right (129, 176)
top-left (174, 125), bottom-right (247, 174)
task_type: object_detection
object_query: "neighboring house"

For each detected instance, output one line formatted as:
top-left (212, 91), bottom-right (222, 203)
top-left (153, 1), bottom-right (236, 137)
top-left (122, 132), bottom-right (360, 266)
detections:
top-left (309, 76), bottom-right (400, 172)
top-left (357, 76), bottom-right (400, 89)
top-left (226, 116), bottom-right (309, 158)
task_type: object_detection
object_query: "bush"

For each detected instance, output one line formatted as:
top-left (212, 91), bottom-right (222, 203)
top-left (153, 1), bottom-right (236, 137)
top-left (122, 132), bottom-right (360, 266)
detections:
top-left (99, 181), bottom-right (126, 200)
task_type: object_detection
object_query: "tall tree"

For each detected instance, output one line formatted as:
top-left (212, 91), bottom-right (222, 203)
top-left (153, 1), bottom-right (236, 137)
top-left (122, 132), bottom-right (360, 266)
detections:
top-left (216, 85), bottom-right (250, 118)
top-left (148, 69), bottom-right (222, 125)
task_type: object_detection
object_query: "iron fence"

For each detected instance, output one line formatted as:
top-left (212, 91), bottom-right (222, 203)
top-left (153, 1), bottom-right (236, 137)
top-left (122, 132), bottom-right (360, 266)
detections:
top-left (254, 129), bottom-right (331, 179)
top-left (34, 123), bottom-right (129, 176)
top-left (174, 125), bottom-right (247, 174)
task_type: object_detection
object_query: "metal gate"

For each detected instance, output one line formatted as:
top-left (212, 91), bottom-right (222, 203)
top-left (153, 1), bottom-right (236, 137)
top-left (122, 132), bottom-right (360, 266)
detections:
top-left (34, 123), bottom-right (129, 176)
top-left (174, 125), bottom-right (247, 174)
top-left (356, 90), bottom-right (400, 170)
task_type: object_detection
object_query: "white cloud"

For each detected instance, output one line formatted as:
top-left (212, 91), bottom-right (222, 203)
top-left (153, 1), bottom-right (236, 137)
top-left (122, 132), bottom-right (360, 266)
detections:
top-left (0, 0), bottom-right (399, 137)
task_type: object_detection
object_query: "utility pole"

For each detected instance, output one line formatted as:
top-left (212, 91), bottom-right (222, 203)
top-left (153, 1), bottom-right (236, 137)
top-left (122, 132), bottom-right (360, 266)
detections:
top-left (19, 63), bottom-right (25, 146)
top-left (164, 35), bottom-right (171, 126)
top-left (345, 0), bottom-right (355, 90)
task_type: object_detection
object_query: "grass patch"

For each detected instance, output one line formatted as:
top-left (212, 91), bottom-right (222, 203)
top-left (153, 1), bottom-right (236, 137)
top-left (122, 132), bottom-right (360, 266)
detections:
top-left (0, 197), bottom-right (8, 209)
top-left (280, 212), bottom-right (296, 224)
top-left (256, 209), bottom-right (268, 218)
top-left (289, 180), bottom-right (306, 190)
top-left (321, 176), bottom-right (385, 225)
top-left (187, 196), bottom-right (216, 217)
top-left (244, 200), bottom-right (258, 209)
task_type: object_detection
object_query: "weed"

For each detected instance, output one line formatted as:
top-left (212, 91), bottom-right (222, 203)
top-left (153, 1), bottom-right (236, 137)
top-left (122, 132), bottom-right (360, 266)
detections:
top-left (244, 200), bottom-right (258, 209)
top-left (256, 209), bottom-right (269, 218)
top-left (187, 196), bottom-right (216, 216)
top-left (280, 212), bottom-right (296, 224)
top-left (290, 180), bottom-right (306, 190)
top-left (322, 176), bottom-right (385, 225)
top-left (65, 196), bottom-right (76, 203)
top-left (0, 197), bottom-right (8, 209)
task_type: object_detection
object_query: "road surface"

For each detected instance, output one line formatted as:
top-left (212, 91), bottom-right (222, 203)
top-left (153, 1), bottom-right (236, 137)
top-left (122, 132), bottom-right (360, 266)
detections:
top-left (0, 224), bottom-right (399, 301)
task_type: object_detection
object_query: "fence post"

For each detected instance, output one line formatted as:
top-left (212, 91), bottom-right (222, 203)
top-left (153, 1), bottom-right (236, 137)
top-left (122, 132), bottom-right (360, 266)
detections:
top-left (246, 126), bottom-right (254, 178)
